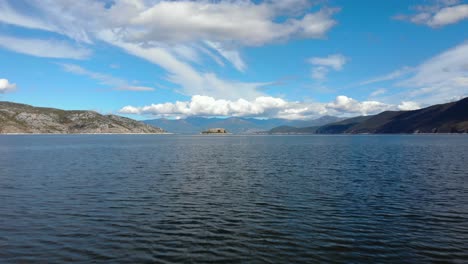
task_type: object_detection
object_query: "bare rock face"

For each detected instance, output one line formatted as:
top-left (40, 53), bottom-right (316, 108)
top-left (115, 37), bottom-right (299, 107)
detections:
top-left (0, 101), bottom-right (165, 134)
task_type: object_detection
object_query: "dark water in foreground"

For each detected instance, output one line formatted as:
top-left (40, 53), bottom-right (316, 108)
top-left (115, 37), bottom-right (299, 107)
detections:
top-left (1, 135), bottom-right (468, 263)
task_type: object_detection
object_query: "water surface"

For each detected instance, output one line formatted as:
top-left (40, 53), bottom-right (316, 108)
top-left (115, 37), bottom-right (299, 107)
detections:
top-left (1, 135), bottom-right (467, 263)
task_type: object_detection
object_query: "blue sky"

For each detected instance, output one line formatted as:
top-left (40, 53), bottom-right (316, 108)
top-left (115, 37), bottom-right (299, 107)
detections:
top-left (1, 0), bottom-right (467, 120)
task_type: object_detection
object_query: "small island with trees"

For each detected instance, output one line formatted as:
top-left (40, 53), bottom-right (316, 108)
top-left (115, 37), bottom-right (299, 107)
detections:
top-left (201, 128), bottom-right (228, 134)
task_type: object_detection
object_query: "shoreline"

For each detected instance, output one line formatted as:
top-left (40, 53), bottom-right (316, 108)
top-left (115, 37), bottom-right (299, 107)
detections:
top-left (1, 133), bottom-right (466, 136)
top-left (0, 132), bottom-right (173, 135)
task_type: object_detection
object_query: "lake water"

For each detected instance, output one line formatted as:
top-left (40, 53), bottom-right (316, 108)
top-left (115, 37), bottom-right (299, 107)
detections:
top-left (1, 135), bottom-right (468, 263)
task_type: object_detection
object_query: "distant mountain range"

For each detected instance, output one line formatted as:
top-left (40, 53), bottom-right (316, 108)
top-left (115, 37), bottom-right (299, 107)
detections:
top-left (0, 102), bottom-right (165, 134)
top-left (2, 97), bottom-right (466, 134)
top-left (267, 97), bottom-right (468, 134)
top-left (143, 115), bottom-right (344, 134)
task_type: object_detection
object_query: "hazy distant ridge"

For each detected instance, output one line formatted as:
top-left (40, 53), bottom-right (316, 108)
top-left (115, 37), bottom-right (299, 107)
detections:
top-left (144, 116), bottom-right (344, 134)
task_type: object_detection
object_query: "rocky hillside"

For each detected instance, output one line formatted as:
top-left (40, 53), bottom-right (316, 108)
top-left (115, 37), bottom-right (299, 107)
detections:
top-left (0, 101), bottom-right (165, 134)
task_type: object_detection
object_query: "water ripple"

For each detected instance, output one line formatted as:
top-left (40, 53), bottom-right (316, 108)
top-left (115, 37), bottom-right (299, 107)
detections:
top-left (0, 135), bottom-right (467, 263)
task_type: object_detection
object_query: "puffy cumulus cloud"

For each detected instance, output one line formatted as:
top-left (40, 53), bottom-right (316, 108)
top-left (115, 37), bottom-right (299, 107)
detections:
top-left (0, 78), bottom-right (16, 93)
top-left (62, 64), bottom-right (154, 92)
top-left (0, 0), bottom-right (340, 99)
top-left (395, 1), bottom-right (468, 27)
top-left (119, 95), bottom-right (400, 119)
top-left (120, 95), bottom-right (288, 117)
top-left (0, 35), bottom-right (91, 59)
top-left (326, 96), bottom-right (393, 116)
top-left (308, 54), bottom-right (347, 80)
top-left (398, 101), bottom-right (421, 111)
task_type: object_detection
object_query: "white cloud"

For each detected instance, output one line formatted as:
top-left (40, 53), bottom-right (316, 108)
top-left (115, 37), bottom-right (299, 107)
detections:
top-left (0, 78), bottom-right (16, 94)
top-left (311, 66), bottom-right (329, 80)
top-left (97, 34), bottom-right (267, 99)
top-left (119, 95), bottom-right (399, 119)
top-left (359, 66), bottom-right (414, 86)
top-left (205, 41), bottom-right (246, 72)
top-left (170, 44), bottom-right (202, 64)
top-left (308, 54), bottom-right (347, 71)
top-left (120, 95), bottom-right (288, 117)
top-left (0, 0), bottom-right (339, 64)
top-left (430, 4), bottom-right (468, 26)
top-left (308, 54), bottom-right (347, 80)
top-left (326, 96), bottom-right (393, 116)
top-left (361, 40), bottom-right (468, 106)
top-left (395, 1), bottom-right (468, 27)
top-left (398, 101), bottom-right (421, 111)
top-left (0, 35), bottom-right (91, 59)
top-left (113, 1), bottom-right (338, 46)
top-left (62, 64), bottom-right (154, 92)
top-left (370, 88), bottom-right (387, 97)
top-left (0, 0), bottom-right (341, 99)
top-left (269, 0), bottom-right (313, 15)
top-left (453, 76), bottom-right (468, 86)
top-left (0, 1), bottom-right (55, 32)
top-left (115, 86), bottom-right (155, 92)
top-left (395, 40), bottom-right (468, 104)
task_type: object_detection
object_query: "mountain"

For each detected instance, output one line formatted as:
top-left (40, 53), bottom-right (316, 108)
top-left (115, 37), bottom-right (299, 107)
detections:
top-left (315, 116), bottom-right (373, 134)
top-left (288, 115), bottom-right (347, 128)
top-left (145, 117), bottom-right (284, 134)
top-left (268, 97), bottom-right (468, 134)
top-left (266, 116), bottom-right (347, 134)
top-left (0, 101), bottom-right (165, 134)
top-left (268, 125), bottom-right (320, 134)
top-left (144, 116), bottom-right (343, 134)
top-left (344, 97), bottom-right (468, 134)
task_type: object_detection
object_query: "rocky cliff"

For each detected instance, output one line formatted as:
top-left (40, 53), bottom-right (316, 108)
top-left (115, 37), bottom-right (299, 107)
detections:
top-left (0, 101), bottom-right (165, 134)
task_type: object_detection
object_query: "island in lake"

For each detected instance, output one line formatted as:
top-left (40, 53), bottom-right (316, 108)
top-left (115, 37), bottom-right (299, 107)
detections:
top-left (201, 128), bottom-right (229, 134)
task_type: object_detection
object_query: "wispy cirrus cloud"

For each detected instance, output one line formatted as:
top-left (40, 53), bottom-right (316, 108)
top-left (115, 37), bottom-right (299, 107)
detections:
top-left (61, 64), bottom-right (155, 92)
top-left (369, 88), bottom-right (387, 98)
top-left (0, 0), bottom-right (340, 100)
top-left (0, 0), bottom-right (55, 31)
top-left (359, 66), bottom-right (414, 86)
top-left (395, 40), bottom-right (468, 103)
top-left (362, 40), bottom-right (468, 105)
top-left (0, 35), bottom-right (91, 59)
top-left (97, 33), bottom-right (269, 99)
